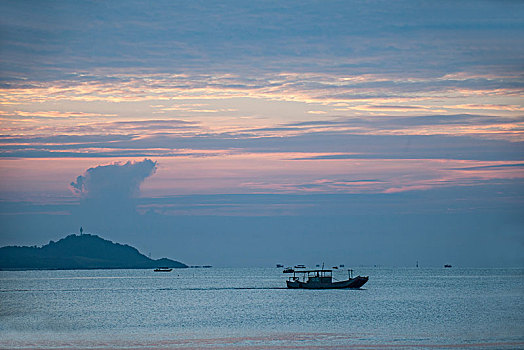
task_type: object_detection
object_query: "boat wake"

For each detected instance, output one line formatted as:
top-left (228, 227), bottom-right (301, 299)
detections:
top-left (159, 287), bottom-right (288, 291)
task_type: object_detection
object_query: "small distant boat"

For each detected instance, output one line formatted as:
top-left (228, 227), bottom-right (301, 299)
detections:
top-left (339, 264), bottom-right (344, 267)
top-left (444, 264), bottom-right (452, 268)
top-left (285, 269), bottom-right (368, 289)
top-left (276, 264), bottom-right (284, 268)
top-left (283, 267), bottom-right (294, 273)
top-left (154, 267), bottom-right (172, 272)
top-left (294, 264), bottom-right (306, 269)
top-left (332, 266), bottom-right (338, 269)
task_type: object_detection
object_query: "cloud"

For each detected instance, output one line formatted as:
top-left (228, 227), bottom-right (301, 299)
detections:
top-left (1, 117), bottom-right (522, 160)
top-left (11, 111), bottom-right (117, 118)
top-left (2, 71), bottom-right (522, 115)
top-left (70, 159), bottom-right (157, 199)
top-left (441, 104), bottom-right (524, 112)
top-left (449, 163), bottom-right (524, 171)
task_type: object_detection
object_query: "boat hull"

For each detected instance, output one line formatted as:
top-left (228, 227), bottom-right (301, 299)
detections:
top-left (286, 276), bottom-right (368, 289)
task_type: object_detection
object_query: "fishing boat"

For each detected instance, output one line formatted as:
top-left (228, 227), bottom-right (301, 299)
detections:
top-left (282, 267), bottom-right (294, 273)
top-left (154, 267), bottom-right (173, 272)
top-left (285, 269), bottom-right (368, 289)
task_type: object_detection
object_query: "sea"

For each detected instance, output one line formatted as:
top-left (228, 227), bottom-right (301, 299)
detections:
top-left (0, 267), bottom-right (523, 349)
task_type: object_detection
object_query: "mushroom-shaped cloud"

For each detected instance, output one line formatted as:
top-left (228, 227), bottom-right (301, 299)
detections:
top-left (71, 159), bottom-right (157, 200)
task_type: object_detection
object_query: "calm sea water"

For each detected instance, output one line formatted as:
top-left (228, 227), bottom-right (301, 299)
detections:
top-left (0, 267), bottom-right (523, 349)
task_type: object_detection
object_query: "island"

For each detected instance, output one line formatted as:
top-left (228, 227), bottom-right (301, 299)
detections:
top-left (0, 233), bottom-right (187, 270)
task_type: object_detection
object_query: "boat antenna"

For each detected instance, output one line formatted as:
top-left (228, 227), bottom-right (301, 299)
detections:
top-left (322, 262), bottom-right (324, 270)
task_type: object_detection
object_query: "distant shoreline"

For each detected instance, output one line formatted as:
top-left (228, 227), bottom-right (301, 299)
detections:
top-left (0, 233), bottom-right (188, 270)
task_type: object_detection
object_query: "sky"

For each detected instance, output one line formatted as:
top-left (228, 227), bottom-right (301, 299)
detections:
top-left (0, 0), bottom-right (523, 267)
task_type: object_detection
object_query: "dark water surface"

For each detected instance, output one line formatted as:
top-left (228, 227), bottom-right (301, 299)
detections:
top-left (0, 267), bottom-right (523, 349)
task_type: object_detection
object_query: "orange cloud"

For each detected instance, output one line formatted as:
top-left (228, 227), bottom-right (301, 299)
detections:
top-left (12, 111), bottom-right (118, 118)
top-left (442, 104), bottom-right (524, 111)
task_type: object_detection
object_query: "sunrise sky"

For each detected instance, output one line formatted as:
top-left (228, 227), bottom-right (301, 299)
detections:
top-left (1, 0), bottom-right (523, 267)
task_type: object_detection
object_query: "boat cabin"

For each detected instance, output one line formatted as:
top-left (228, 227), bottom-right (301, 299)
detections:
top-left (287, 269), bottom-right (333, 284)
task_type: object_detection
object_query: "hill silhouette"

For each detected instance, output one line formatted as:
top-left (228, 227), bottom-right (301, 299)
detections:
top-left (0, 234), bottom-right (187, 270)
